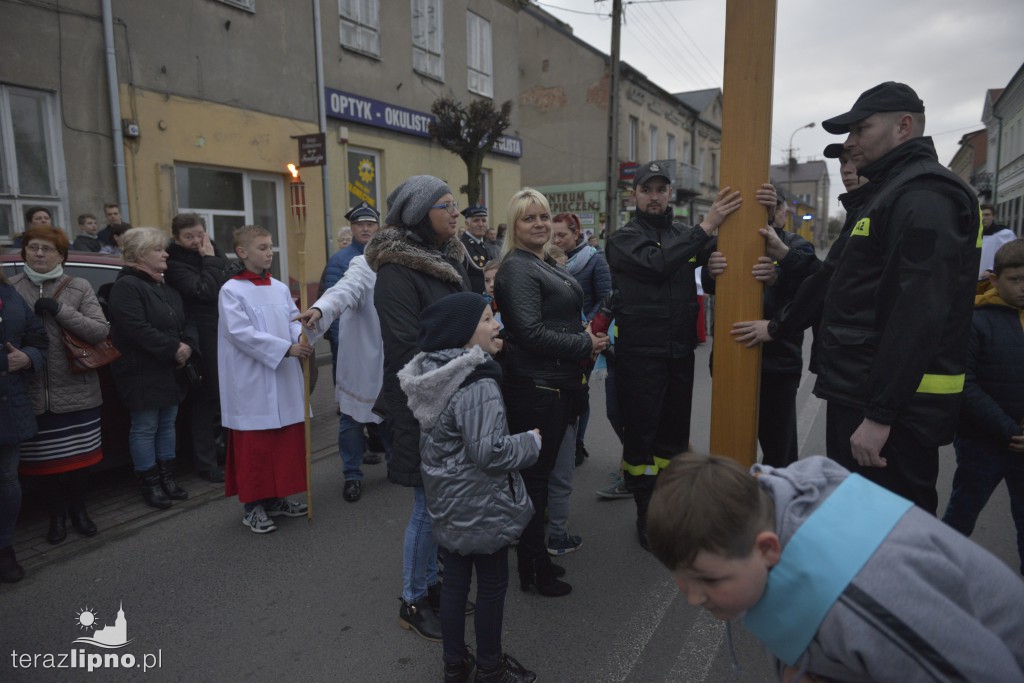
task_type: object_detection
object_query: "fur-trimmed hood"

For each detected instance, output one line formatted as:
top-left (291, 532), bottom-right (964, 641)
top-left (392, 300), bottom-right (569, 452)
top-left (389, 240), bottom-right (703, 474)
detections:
top-left (398, 345), bottom-right (492, 430)
top-left (364, 227), bottom-right (465, 286)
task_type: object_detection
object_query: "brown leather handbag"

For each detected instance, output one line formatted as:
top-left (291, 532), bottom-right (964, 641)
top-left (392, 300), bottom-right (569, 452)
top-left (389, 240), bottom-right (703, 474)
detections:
top-left (51, 278), bottom-right (121, 373)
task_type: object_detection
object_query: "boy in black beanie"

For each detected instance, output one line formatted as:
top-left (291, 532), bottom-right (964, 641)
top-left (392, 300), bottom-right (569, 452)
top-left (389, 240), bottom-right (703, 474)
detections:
top-left (399, 292), bottom-right (540, 683)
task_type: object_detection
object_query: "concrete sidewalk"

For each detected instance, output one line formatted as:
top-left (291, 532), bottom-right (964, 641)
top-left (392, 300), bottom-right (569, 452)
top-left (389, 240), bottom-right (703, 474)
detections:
top-left (13, 359), bottom-right (344, 571)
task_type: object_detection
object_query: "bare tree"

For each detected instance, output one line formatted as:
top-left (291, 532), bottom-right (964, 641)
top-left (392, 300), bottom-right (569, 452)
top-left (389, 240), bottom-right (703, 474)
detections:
top-left (429, 97), bottom-right (512, 205)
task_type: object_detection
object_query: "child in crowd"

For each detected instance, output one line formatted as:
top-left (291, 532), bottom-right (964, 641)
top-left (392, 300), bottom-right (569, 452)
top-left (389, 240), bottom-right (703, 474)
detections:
top-left (647, 453), bottom-right (1024, 682)
top-left (548, 245), bottom-right (567, 267)
top-left (398, 292), bottom-right (539, 683)
top-left (71, 214), bottom-right (101, 252)
top-left (217, 225), bottom-right (312, 534)
top-left (482, 260), bottom-right (501, 327)
top-left (943, 238), bottom-right (1024, 574)
top-left (100, 223), bottom-right (129, 256)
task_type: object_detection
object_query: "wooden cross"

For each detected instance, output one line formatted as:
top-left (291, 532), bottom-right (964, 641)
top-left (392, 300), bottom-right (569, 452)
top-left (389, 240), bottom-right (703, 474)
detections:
top-left (709, 0), bottom-right (777, 466)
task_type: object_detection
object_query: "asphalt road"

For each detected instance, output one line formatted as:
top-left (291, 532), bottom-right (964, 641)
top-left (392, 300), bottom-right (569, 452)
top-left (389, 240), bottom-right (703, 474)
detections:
top-left (1, 340), bottom-right (1018, 682)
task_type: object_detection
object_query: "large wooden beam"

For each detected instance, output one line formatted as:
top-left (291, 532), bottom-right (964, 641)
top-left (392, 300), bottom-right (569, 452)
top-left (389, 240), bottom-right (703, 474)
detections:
top-left (709, 0), bottom-right (777, 465)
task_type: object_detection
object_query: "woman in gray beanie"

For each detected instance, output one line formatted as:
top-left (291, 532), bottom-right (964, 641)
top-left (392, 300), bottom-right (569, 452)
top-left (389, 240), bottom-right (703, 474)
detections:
top-left (364, 175), bottom-right (472, 642)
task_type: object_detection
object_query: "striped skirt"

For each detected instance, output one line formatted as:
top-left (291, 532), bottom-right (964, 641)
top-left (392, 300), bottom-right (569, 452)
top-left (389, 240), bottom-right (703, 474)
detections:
top-left (20, 407), bottom-right (103, 476)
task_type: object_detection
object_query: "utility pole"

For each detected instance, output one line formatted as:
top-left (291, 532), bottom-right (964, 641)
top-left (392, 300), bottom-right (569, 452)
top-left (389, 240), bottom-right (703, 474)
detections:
top-left (604, 0), bottom-right (623, 236)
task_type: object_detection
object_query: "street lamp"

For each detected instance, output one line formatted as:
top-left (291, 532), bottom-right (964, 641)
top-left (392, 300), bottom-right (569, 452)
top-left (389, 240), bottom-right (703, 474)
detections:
top-left (787, 122), bottom-right (815, 230)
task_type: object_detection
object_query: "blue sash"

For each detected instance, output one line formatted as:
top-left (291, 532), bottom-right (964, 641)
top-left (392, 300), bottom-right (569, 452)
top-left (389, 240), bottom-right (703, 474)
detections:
top-left (743, 474), bottom-right (912, 665)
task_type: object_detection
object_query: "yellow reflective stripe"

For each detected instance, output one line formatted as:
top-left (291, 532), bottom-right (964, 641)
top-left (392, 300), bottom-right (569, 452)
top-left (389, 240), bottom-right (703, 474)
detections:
top-left (852, 217), bottom-right (870, 237)
top-left (976, 209), bottom-right (984, 248)
top-left (916, 373), bottom-right (965, 394)
top-left (620, 456), bottom-right (672, 476)
top-left (688, 256), bottom-right (697, 263)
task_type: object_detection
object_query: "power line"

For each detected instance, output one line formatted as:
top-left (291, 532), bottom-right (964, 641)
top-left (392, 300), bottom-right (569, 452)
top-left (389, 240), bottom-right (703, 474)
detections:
top-left (535, 1), bottom-right (610, 17)
top-left (625, 4), bottom-right (716, 91)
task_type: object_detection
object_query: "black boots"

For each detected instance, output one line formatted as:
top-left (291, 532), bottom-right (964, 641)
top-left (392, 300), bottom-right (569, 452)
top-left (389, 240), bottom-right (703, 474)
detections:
top-left (398, 596), bottom-right (442, 642)
top-left (47, 512), bottom-right (67, 545)
top-left (68, 503), bottom-right (97, 537)
top-left (444, 651), bottom-right (476, 683)
top-left (518, 555), bottom-right (571, 597)
top-left (474, 654), bottom-right (536, 683)
top-left (157, 460), bottom-right (188, 501)
top-left (138, 468), bottom-right (172, 509)
top-left (0, 545), bottom-right (24, 583)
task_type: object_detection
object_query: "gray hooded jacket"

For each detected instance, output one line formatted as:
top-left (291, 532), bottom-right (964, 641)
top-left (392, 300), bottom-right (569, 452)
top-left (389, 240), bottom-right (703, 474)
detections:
top-left (750, 456), bottom-right (1024, 682)
top-left (398, 346), bottom-right (538, 555)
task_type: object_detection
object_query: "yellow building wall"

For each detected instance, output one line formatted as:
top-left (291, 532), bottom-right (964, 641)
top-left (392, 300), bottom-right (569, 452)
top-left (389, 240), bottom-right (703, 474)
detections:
top-left (325, 123), bottom-right (521, 242)
top-left (121, 86), bottom-right (325, 286)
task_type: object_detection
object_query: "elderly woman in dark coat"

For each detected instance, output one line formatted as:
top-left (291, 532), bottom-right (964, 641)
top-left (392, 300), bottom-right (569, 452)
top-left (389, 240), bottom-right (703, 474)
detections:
top-left (494, 189), bottom-right (607, 597)
top-left (109, 227), bottom-right (199, 510)
top-left (364, 175), bottom-right (471, 643)
top-left (0, 270), bottom-right (47, 583)
top-left (11, 226), bottom-right (111, 545)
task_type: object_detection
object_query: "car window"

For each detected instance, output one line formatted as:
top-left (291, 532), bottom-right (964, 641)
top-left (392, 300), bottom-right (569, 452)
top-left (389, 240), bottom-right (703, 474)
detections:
top-left (1, 260), bottom-right (120, 294)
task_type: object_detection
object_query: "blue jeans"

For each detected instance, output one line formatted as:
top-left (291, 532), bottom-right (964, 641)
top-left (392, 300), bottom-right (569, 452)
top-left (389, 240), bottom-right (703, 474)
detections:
top-left (129, 406), bottom-right (179, 472)
top-left (439, 545), bottom-right (509, 671)
top-left (547, 421), bottom-right (577, 539)
top-left (943, 435), bottom-right (1024, 574)
top-left (402, 486), bottom-right (438, 603)
top-left (338, 412), bottom-right (366, 481)
top-left (0, 444), bottom-right (22, 548)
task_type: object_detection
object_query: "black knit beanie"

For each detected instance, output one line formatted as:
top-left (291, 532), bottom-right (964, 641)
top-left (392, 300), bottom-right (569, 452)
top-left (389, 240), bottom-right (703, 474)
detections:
top-left (418, 292), bottom-right (489, 352)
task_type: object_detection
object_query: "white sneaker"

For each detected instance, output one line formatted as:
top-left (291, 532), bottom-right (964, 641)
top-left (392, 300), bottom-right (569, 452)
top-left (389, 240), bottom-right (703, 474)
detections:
top-left (264, 498), bottom-right (308, 517)
top-left (242, 505), bottom-right (277, 534)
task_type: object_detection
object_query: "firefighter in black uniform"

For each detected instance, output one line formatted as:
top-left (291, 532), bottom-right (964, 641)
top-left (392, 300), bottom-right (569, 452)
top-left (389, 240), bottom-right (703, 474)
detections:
top-left (816, 82), bottom-right (981, 514)
top-left (606, 162), bottom-right (756, 548)
top-left (460, 204), bottom-right (498, 294)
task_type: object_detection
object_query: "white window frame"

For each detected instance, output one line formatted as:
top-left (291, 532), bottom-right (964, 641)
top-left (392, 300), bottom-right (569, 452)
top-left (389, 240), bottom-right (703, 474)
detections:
top-left (478, 168), bottom-right (491, 209)
top-left (466, 11), bottom-right (492, 98)
top-left (628, 116), bottom-right (639, 162)
top-left (649, 125), bottom-right (659, 162)
top-left (411, 0), bottom-right (444, 82)
top-left (175, 165), bottom-right (288, 281)
top-left (340, 0), bottom-right (380, 57)
top-left (214, 0), bottom-right (255, 13)
top-left (0, 85), bottom-right (69, 243)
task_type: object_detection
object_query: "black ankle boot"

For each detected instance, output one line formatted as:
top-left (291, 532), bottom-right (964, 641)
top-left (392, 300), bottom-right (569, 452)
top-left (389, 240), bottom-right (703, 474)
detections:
top-left (157, 460), bottom-right (188, 500)
top-left (519, 556), bottom-right (571, 597)
top-left (68, 503), bottom-right (98, 537)
top-left (473, 654), bottom-right (536, 683)
top-left (398, 596), bottom-right (442, 642)
top-left (0, 546), bottom-right (25, 583)
top-left (47, 512), bottom-right (67, 544)
top-left (138, 468), bottom-right (172, 509)
top-left (444, 650), bottom-right (476, 683)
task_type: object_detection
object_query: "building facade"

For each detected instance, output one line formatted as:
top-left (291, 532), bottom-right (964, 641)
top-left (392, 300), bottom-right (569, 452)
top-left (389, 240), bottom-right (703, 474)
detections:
top-left (769, 159), bottom-right (830, 246)
top-left (984, 63), bottom-right (1024, 235)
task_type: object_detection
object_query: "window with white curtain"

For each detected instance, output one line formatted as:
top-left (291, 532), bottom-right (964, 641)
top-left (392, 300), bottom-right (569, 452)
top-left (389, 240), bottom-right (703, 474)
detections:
top-left (466, 11), bottom-right (492, 97)
top-left (411, 0), bottom-right (444, 81)
top-left (340, 0), bottom-right (380, 57)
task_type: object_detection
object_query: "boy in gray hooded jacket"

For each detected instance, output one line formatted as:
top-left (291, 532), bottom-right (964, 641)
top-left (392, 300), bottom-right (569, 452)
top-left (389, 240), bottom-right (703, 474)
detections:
top-left (647, 454), bottom-right (1024, 682)
top-left (399, 292), bottom-right (540, 683)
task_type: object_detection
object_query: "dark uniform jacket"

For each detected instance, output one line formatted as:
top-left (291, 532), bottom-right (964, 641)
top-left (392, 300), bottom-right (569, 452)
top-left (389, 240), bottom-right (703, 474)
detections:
top-left (108, 267), bottom-right (199, 411)
top-left (0, 283), bottom-right (47, 445)
top-left (366, 227), bottom-right (471, 487)
top-left (606, 208), bottom-right (712, 358)
top-left (703, 228), bottom-right (819, 375)
top-left (813, 136), bottom-right (981, 446)
top-left (461, 232), bottom-right (498, 294)
top-left (493, 249), bottom-right (592, 388)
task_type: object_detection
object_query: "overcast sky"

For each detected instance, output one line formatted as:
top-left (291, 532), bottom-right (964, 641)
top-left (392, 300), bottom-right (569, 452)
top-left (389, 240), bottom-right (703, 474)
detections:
top-left (533, 0), bottom-right (1024, 215)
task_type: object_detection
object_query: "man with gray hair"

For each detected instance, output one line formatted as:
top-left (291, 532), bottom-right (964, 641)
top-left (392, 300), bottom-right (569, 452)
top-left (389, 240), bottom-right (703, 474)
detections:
top-left (815, 82), bottom-right (981, 514)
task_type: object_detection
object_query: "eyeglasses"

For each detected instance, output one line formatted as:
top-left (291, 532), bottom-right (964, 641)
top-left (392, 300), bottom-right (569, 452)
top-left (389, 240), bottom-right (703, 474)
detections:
top-left (26, 244), bottom-right (58, 254)
top-left (430, 200), bottom-right (460, 215)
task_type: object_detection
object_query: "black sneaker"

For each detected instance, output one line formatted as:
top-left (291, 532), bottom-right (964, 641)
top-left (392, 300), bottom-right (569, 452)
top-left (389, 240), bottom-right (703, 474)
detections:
top-left (444, 650), bottom-right (476, 683)
top-left (343, 480), bottom-right (362, 502)
top-left (363, 451), bottom-right (383, 465)
top-left (474, 654), bottom-right (536, 683)
top-left (398, 597), bottom-right (442, 642)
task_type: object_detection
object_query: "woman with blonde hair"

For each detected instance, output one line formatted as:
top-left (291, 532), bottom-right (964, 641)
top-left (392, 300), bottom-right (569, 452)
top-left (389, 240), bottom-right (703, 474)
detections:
top-left (493, 189), bottom-right (607, 597)
top-left (108, 227), bottom-right (198, 509)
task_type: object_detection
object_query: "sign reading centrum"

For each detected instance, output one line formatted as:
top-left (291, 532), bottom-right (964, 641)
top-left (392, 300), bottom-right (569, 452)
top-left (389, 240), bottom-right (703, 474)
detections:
top-left (325, 88), bottom-right (522, 159)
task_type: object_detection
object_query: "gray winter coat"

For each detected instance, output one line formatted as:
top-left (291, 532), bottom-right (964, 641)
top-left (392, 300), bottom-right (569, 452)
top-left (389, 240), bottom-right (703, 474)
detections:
top-left (398, 346), bottom-right (538, 555)
top-left (750, 456), bottom-right (1024, 682)
top-left (10, 274), bottom-right (109, 414)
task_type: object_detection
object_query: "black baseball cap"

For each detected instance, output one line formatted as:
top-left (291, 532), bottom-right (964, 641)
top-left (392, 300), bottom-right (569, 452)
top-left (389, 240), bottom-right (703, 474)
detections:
top-left (822, 82), bottom-right (924, 135)
top-left (633, 161), bottom-right (672, 189)
top-left (823, 143), bottom-right (845, 159)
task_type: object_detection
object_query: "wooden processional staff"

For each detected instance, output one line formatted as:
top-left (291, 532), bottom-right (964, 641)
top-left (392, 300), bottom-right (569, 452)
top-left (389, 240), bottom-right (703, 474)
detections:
top-left (288, 164), bottom-right (314, 522)
top-left (709, 0), bottom-right (777, 466)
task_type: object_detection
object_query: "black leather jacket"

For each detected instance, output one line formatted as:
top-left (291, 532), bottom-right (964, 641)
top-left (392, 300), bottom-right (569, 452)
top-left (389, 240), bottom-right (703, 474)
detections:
top-left (494, 249), bottom-right (592, 386)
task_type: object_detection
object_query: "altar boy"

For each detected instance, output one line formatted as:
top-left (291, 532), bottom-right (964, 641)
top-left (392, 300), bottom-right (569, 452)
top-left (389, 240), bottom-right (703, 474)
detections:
top-left (218, 225), bottom-right (313, 533)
